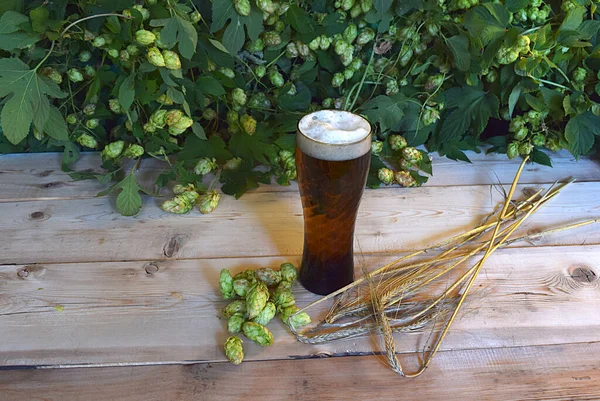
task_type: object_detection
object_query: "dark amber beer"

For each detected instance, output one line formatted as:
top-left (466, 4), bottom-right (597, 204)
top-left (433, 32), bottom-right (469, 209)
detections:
top-left (296, 110), bottom-right (372, 295)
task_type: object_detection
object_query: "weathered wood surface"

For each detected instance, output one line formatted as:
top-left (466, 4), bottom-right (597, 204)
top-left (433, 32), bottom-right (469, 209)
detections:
top-left (2, 342), bottom-right (600, 401)
top-left (1, 245), bottom-right (599, 367)
top-left (1, 181), bottom-right (598, 265)
top-left (1, 151), bottom-right (598, 202)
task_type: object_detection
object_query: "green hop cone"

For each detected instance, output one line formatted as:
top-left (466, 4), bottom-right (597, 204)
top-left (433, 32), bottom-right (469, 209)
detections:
top-left (151, 109), bottom-right (168, 128)
top-left (123, 144), bottom-right (144, 159)
top-left (308, 37), bottom-right (320, 51)
top-left (272, 287), bottom-right (295, 309)
top-left (77, 134), bottom-right (98, 149)
top-left (68, 68), bottom-right (84, 83)
top-left (107, 48), bottom-right (119, 58)
top-left (41, 67), bottom-right (63, 84)
top-left (108, 99), bottom-right (122, 114)
top-left (79, 51), bottom-right (92, 62)
top-left (279, 263), bottom-right (297, 283)
top-left (101, 140), bottom-right (125, 159)
top-left (240, 114), bottom-right (257, 135)
top-left (189, 10), bottom-right (202, 23)
top-left (246, 282), bottom-right (269, 319)
top-left (223, 157), bottom-right (243, 171)
top-left (246, 38), bottom-right (264, 52)
top-left (277, 280), bottom-right (292, 290)
top-left (424, 74), bottom-right (444, 92)
top-left (162, 50), bottom-right (181, 70)
top-left (422, 108), bottom-right (440, 126)
top-left (519, 142), bottom-right (533, 156)
top-left (341, 0), bottom-right (356, 10)
top-left (388, 135), bottom-right (407, 151)
top-left (83, 65), bottom-right (96, 77)
top-left (233, 270), bottom-right (257, 283)
top-left (197, 190), bottom-right (220, 214)
top-left (135, 30), bottom-right (156, 46)
top-left (156, 93), bottom-right (174, 105)
top-left (92, 36), bottom-right (106, 48)
top-left (227, 313), bottom-right (245, 335)
top-left (285, 42), bottom-right (299, 58)
top-left (256, 268), bottom-right (282, 286)
top-left (224, 336), bottom-right (244, 365)
top-left (572, 67), bottom-right (587, 82)
top-left (127, 44), bottom-right (140, 56)
top-left (218, 67), bottom-right (235, 79)
top-left (395, 170), bottom-right (417, 187)
top-left (233, 279), bottom-right (251, 297)
top-left (514, 127), bottom-right (528, 141)
top-left (532, 134), bottom-right (546, 147)
top-left (161, 195), bottom-right (193, 214)
top-left (378, 168), bottom-right (394, 185)
top-left (343, 24), bottom-right (358, 44)
top-left (132, 5), bottom-right (150, 20)
top-left (66, 114), bottom-right (77, 125)
top-left (85, 118), bottom-right (100, 129)
top-left (83, 104), bottom-right (96, 116)
top-left (252, 301), bottom-right (276, 326)
top-left (144, 123), bottom-right (156, 135)
top-left (322, 98), bottom-right (333, 108)
top-left (344, 68), bottom-right (354, 80)
top-left (219, 269), bottom-right (235, 300)
top-left (165, 110), bottom-right (184, 126)
top-left (360, 0), bottom-right (373, 12)
top-left (263, 31), bottom-right (282, 47)
top-left (254, 65), bottom-right (266, 78)
top-left (401, 147), bottom-right (422, 164)
top-left (202, 109), bottom-right (217, 120)
top-left (257, 0), bottom-right (276, 13)
top-left (173, 184), bottom-right (196, 194)
top-left (194, 157), bottom-right (217, 176)
top-left (234, 0), bottom-right (251, 16)
top-left (180, 191), bottom-right (199, 204)
top-left (269, 70), bottom-right (285, 87)
top-left (356, 28), bottom-right (375, 45)
top-left (147, 47), bottom-right (165, 67)
top-left (232, 88), bottom-right (247, 106)
top-left (371, 140), bottom-right (383, 155)
top-left (242, 322), bottom-right (274, 347)
top-left (332, 72), bottom-right (345, 88)
top-left (280, 305), bottom-right (311, 328)
top-left (223, 300), bottom-right (247, 319)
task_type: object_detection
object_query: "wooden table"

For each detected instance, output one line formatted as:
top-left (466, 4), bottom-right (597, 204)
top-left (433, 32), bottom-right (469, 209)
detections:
top-left (1, 151), bottom-right (599, 400)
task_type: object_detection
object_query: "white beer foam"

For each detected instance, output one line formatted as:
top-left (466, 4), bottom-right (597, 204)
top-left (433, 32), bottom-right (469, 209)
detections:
top-left (297, 110), bottom-right (371, 161)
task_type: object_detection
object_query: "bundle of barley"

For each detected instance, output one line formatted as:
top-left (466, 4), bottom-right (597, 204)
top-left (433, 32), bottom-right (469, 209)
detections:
top-left (288, 158), bottom-right (598, 377)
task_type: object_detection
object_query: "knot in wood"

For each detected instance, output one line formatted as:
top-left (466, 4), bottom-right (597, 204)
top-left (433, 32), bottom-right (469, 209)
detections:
top-left (17, 268), bottom-right (29, 278)
top-left (30, 211), bottom-right (45, 220)
top-left (145, 263), bottom-right (159, 274)
top-left (570, 267), bottom-right (597, 283)
top-left (163, 236), bottom-right (183, 258)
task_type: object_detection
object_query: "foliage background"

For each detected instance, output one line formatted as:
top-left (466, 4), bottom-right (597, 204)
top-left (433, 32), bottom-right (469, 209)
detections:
top-left (0, 0), bottom-right (599, 215)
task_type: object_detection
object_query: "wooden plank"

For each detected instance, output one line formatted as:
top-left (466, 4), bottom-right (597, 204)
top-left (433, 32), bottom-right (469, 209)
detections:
top-left (1, 181), bottom-right (598, 264)
top-left (1, 151), bottom-right (598, 202)
top-left (2, 342), bottom-right (600, 401)
top-left (1, 245), bottom-right (599, 367)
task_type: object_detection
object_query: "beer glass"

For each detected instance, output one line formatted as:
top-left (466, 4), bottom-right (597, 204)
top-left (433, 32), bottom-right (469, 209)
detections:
top-left (296, 110), bottom-right (372, 295)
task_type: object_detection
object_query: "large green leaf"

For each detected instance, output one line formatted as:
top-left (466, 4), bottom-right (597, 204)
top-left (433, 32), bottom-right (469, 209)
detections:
top-left (115, 172), bottom-right (143, 216)
top-left (446, 34), bottom-right (470, 71)
top-left (361, 94), bottom-right (410, 132)
top-left (210, 0), bottom-right (263, 54)
top-left (0, 58), bottom-right (66, 144)
top-left (150, 16), bottom-right (198, 59)
top-left (463, 3), bottom-right (509, 46)
top-left (43, 105), bottom-right (68, 141)
top-left (565, 112), bottom-right (600, 157)
top-left (118, 74), bottom-right (135, 111)
top-left (286, 4), bottom-right (316, 34)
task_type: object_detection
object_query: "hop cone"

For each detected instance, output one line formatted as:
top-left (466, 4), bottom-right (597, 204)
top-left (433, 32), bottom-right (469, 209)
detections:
top-left (280, 305), bottom-right (311, 328)
top-left (146, 47), bottom-right (165, 67)
top-left (109, 99), bottom-right (122, 114)
top-left (279, 263), bottom-right (297, 283)
top-left (101, 140), bottom-right (125, 159)
top-left (79, 51), bottom-right (92, 62)
top-left (228, 313), bottom-right (245, 335)
top-left (233, 270), bottom-right (256, 283)
top-left (151, 109), bottom-right (168, 128)
top-left (223, 300), bottom-right (247, 318)
top-left (165, 110), bottom-right (184, 126)
top-left (162, 50), bottom-right (181, 70)
top-left (161, 195), bottom-right (193, 214)
top-left (277, 280), bottom-right (292, 290)
top-left (179, 191), bottom-right (199, 204)
top-left (197, 190), bottom-right (220, 214)
top-left (252, 301), bottom-right (276, 326)
top-left (272, 287), bottom-right (295, 309)
top-left (173, 183), bottom-right (196, 195)
top-left (388, 135), bottom-right (407, 151)
top-left (224, 336), bottom-right (244, 365)
top-left (66, 114), bottom-right (77, 125)
top-left (394, 170), bottom-right (417, 187)
top-left (242, 322), bottom-right (274, 347)
top-left (401, 147), bottom-right (422, 164)
top-left (123, 144), bottom-right (144, 158)
top-left (223, 157), bottom-right (243, 171)
top-left (68, 68), bottom-right (84, 82)
top-left (246, 282), bottom-right (269, 319)
top-left (232, 88), bottom-right (247, 106)
top-left (219, 269), bottom-right (235, 300)
top-left (256, 268), bottom-right (282, 286)
top-left (194, 158), bottom-right (217, 176)
top-left (77, 134), bottom-right (97, 149)
top-left (377, 168), bottom-right (394, 185)
top-left (371, 141), bottom-right (383, 155)
top-left (135, 30), bottom-right (156, 46)
top-left (233, 279), bottom-right (251, 297)
top-left (157, 93), bottom-right (174, 105)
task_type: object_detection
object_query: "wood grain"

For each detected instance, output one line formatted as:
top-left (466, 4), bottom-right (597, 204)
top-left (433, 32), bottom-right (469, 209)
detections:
top-left (1, 181), bottom-right (598, 265)
top-left (2, 342), bottom-right (600, 401)
top-left (1, 245), bottom-right (599, 367)
top-left (1, 151), bottom-right (598, 202)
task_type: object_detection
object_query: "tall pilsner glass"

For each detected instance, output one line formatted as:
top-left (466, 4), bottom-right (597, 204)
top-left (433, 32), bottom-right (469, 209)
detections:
top-left (296, 110), bottom-right (372, 295)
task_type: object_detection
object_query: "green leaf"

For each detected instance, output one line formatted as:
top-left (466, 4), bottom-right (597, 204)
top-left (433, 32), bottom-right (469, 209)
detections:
top-left (361, 94), bottom-right (409, 132)
top-left (229, 128), bottom-right (277, 164)
top-left (196, 75), bottom-right (225, 96)
top-left (209, 38), bottom-right (229, 54)
top-left (508, 84), bottom-right (521, 118)
top-left (150, 16), bottom-right (198, 59)
top-left (375, 0), bottom-right (393, 14)
top-left (220, 166), bottom-right (264, 198)
top-left (439, 86), bottom-right (499, 142)
top-left (278, 82), bottom-right (311, 111)
top-left (559, 6), bottom-right (586, 33)
top-left (211, 0), bottom-right (263, 54)
top-left (118, 74), bottom-right (135, 111)
top-left (287, 4), bottom-right (316, 34)
top-left (177, 134), bottom-right (232, 162)
top-left (504, 0), bottom-right (528, 12)
top-left (192, 122), bottom-right (206, 139)
top-left (564, 112), bottom-right (600, 157)
top-left (463, 4), bottom-right (509, 46)
top-left (43, 105), bottom-right (68, 141)
top-left (0, 11), bottom-right (28, 33)
top-left (0, 58), bottom-right (65, 144)
top-left (29, 6), bottom-right (49, 33)
top-left (446, 34), bottom-right (470, 71)
top-left (530, 148), bottom-right (552, 167)
top-left (115, 172), bottom-right (143, 216)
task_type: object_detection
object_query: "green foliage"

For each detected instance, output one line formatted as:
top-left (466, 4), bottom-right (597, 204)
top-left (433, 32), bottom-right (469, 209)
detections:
top-left (1, 0), bottom-right (598, 215)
